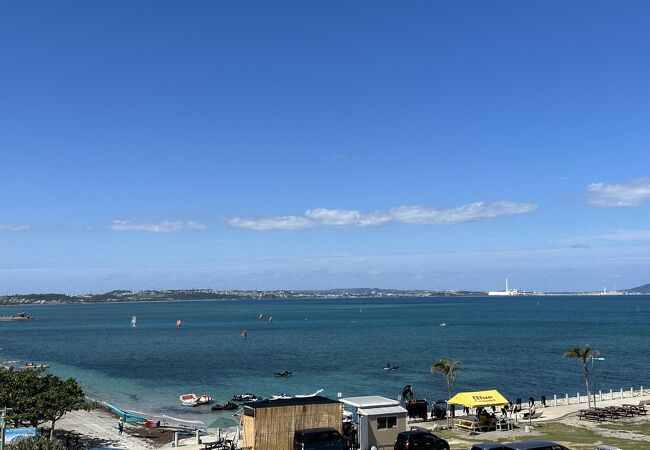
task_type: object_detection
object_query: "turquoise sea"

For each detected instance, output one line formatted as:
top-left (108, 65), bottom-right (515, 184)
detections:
top-left (1, 296), bottom-right (649, 426)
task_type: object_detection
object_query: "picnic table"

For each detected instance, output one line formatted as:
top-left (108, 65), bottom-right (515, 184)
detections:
top-left (622, 404), bottom-right (648, 415)
top-left (454, 415), bottom-right (481, 432)
top-left (578, 409), bottom-right (606, 422)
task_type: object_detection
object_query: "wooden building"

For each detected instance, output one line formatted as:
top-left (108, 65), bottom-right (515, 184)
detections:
top-left (240, 396), bottom-right (343, 450)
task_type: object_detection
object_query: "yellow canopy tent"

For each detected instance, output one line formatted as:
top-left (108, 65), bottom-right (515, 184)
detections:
top-left (447, 389), bottom-right (509, 408)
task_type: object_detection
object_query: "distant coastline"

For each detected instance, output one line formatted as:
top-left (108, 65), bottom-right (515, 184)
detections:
top-left (0, 285), bottom-right (647, 305)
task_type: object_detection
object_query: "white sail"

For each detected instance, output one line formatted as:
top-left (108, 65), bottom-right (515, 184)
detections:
top-left (131, 315), bottom-right (137, 327)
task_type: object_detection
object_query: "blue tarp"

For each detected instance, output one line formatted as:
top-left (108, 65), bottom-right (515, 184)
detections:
top-left (4, 427), bottom-right (37, 444)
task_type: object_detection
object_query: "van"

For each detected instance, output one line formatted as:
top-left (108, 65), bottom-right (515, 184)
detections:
top-left (293, 428), bottom-right (347, 450)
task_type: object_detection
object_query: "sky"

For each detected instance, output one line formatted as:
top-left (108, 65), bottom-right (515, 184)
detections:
top-left (1, 1), bottom-right (650, 293)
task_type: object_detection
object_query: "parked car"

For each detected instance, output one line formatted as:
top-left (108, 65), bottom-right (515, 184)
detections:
top-left (470, 444), bottom-right (508, 450)
top-left (504, 441), bottom-right (570, 450)
top-left (471, 441), bottom-right (570, 450)
top-left (293, 428), bottom-right (347, 450)
top-left (593, 446), bottom-right (622, 450)
top-left (394, 430), bottom-right (449, 450)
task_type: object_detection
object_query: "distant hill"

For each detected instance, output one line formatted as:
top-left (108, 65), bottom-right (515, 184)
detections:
top-left (0, 288), bottom-right (484, 305)
top-left (627, 283), bottom-right (650, 293)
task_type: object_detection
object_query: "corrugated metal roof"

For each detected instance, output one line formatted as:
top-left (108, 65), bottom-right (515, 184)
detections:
top-left (339, 396), bottom-right (400, 408)
top-left (357, 405), bottom-right (407, 416)
top-left (244, 395), bottom-right (339, 409)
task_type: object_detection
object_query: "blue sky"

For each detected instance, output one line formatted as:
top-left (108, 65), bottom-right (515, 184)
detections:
top-left (1, 1), bottom-right (650, 293)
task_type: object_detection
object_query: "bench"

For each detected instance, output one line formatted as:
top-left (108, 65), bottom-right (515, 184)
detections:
top-left (521, 410), bottom-right (543, 420)
top-left (202, 440), bottom-right (232, 450)
top-left (454, 417), bottom-right (481, 432)
top-left (622, 404), bottom-right (648, 415)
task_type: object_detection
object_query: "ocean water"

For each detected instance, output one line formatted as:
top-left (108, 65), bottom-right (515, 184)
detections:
top-left (1, 296), bottom-right (649, 425)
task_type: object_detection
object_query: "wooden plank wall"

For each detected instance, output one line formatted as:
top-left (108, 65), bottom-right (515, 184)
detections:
top-left (248, 403), bottom-right (343, 450)
top-left (241, 414), bottom-right (255, 449)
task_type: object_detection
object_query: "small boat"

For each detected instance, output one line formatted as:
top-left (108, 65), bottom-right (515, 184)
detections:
top-left (131, 316), bottom-right (137, 327)
top-left (258, 313), bottom-right (263, 320)
top-left (211, 401), bottom-right (239, 411)
top-left (274, 371), bottom-right (292, 377)
top-left (439, 323), bottom-right (447, 327)
top-left (176, 320), bottom-right (182, 327)
top-left (0, 313), bottom-right (34, 321)
top-left (179, 393), bottom-right (213, 406)
top-left (180, 393), bottom-right (198, 406)
top-left (232, 393), bottom-right (257, 402)
top-left (241, 329), bottom-right (248, 339)
top-left (384, 363), bottom-right (399, 372)
top-left (20, 363), bottom-right (49, 370)
top-left (294, 388), bottom-right (324, 398)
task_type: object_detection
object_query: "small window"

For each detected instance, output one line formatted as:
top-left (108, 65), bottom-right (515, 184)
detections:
top-left (377, 416), bottom-right (398, 429)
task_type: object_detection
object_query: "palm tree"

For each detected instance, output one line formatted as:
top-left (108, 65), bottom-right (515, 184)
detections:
top-left (564, 345), bottom-right (599, 408)
top-left (430, 359), bottom-right (463, 399)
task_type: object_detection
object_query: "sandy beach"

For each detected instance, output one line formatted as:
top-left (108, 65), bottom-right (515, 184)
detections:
top-left (53, 408), bottom-right (160, 450)
top-left (51, 406), bottom-right (234, 450)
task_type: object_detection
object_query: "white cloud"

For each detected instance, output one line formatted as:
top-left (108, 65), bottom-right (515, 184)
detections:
top-left (586, 178), bottom-right (650, 207)
top-left (0, 224), bottom-right (30, 231)
top-left (388, 202), bottom-right (538, 225)
top-left (107, 220), bottom-right (206, 233)
top-left (227, 216), bottom-right (314, 231)
top-left (229, 201), bottom-right (537, 231)
top-left (596, 229), bottom-right (650, 241)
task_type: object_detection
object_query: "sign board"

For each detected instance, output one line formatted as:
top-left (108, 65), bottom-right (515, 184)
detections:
top-left (4, 427), bottom-right (37, 444)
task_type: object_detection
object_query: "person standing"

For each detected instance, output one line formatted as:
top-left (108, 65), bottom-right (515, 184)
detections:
top-left (118, 417), bottom-right (125, 435)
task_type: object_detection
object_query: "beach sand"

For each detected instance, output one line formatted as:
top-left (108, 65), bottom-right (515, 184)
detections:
top-left (51, 406), bottom-right (229, 450)
top-left (53, 408), bottom-right (160, 450)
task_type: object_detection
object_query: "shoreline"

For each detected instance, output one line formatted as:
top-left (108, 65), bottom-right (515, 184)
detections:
top-left (1, 292), bottom-right (645, 307)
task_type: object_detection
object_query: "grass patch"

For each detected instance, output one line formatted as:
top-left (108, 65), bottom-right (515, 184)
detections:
top-left (600, 420), bottom-right (650, 435)
top-left (432, 422), bottom-right (650, 450)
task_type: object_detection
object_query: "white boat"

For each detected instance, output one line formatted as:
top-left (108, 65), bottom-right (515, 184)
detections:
top-left (179, 393), bottom-right (213, 406)
top-left (180, 393), bottom-right (198, 406)
top-left (294, 389), bottom-right (324, 398)
top-left (270, 394), bottom-right (292, 400)
top-left (131, 316), bottom-right (137, 327)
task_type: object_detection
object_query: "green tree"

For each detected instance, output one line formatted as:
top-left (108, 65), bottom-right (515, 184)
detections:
top-left (564, 345), bottom-right (599, 409)
top-left (38, 375), bottom-right (86, 438)
top-left (430, 359), bottom-right (463, 399)
top-left (8, 436), bottom-right (65, 450)
top-left (0, 368), bottom-right (46, 428)
top-left (0, 367), bottom-right (85, 436)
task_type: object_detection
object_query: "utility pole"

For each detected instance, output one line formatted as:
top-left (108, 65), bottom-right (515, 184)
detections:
top-left (591, 356), bottom-right (606, 409)
top-left (1, 407), bottom-right (13, 450)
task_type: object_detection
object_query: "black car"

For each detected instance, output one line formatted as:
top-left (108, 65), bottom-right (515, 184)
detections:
top-left (293, 428), bottom-right (347, 450)
top-left (472, 441), bottom-right (570, 450)
top-left (504, 441), bottom-right (570, 450)
top-left (394, 430), bottom-right (449, 450)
